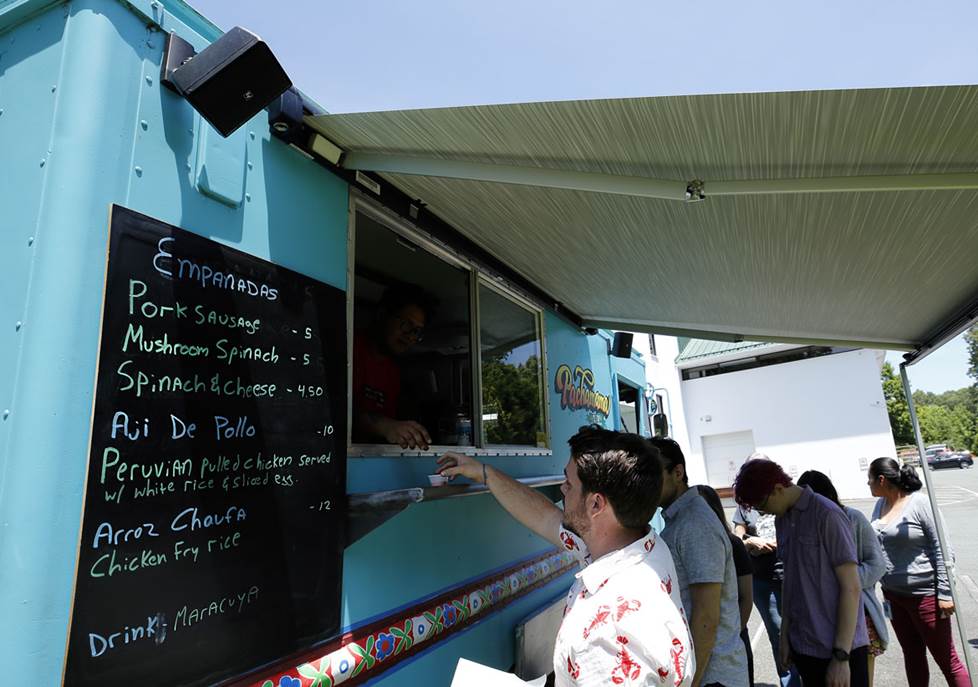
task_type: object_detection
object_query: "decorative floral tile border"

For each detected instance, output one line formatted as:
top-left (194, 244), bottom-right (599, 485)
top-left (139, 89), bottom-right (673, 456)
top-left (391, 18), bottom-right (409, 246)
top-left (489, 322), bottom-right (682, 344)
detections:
top-left (237, 549), bottom-right (577, 687)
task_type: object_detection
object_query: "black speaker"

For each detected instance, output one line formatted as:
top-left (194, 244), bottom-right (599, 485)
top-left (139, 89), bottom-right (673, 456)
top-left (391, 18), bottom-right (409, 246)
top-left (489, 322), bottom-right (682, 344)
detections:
top-left (611, 332), bottom-right (633, 358)
top-left (162, 28), bottom-right (292, 137)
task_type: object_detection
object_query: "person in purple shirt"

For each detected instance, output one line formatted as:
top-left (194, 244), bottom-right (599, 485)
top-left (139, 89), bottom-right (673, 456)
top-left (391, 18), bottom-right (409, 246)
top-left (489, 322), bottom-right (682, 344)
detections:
top-left (733, 458), bottom-right (868, 687)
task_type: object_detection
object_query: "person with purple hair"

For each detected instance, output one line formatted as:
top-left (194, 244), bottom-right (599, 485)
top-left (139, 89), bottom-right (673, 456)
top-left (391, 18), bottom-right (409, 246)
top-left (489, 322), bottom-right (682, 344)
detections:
top-left (734, 457), bottom-right (867, 687)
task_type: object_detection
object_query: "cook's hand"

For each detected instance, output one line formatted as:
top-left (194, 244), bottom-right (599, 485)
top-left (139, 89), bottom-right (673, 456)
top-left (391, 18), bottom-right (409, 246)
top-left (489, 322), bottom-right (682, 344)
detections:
top-left (379, 418), bottom-right (430, 450)
top-left (939, 598), bottom-right (956, 618)
top-left (437, 452), bottom-right (485, 483)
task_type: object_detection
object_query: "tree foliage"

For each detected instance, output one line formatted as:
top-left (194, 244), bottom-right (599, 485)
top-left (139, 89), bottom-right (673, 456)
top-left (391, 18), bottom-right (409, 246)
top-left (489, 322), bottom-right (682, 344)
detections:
top-left (913, 387), bottom-right (976, 412)
top-left (967, 324), bottom-right (978, 387)
top-left (881, 362), bottom-right (914, 445)
top-left (915, 404), bottom-right (975, 449)
top-left (481, 354), bottom-right (543, 445)
top-left (882, 329), bottom-right (978, 453)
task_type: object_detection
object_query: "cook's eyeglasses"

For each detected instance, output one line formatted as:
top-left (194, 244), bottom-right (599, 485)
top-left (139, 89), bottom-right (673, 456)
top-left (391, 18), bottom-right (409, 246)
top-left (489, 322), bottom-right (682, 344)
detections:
top-left (397, 318), bottom-right (424, 341)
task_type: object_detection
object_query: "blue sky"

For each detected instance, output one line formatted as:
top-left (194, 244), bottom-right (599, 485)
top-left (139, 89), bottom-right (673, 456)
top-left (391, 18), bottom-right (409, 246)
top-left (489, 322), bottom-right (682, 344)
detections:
top-left (189, 1), bottom-right (978, 114)
top-left (886, 334), bottom-right (973, 394)
top-left (190, 0), bottom-right (977, 392)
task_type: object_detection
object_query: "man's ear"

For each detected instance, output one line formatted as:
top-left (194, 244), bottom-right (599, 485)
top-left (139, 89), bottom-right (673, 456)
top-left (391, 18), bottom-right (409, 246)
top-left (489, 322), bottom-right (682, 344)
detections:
top-left (589, 492), bottom-right (609, 517)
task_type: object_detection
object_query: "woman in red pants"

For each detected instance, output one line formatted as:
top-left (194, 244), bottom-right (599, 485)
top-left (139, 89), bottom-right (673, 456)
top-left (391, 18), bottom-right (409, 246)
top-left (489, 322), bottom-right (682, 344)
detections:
top-left (868, 457), bottom-right (970, 686)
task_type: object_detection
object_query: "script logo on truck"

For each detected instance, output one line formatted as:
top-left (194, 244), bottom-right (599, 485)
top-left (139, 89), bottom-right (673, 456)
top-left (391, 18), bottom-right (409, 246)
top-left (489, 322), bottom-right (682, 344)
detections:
top-left (554, 365), bottom-right (611, 416)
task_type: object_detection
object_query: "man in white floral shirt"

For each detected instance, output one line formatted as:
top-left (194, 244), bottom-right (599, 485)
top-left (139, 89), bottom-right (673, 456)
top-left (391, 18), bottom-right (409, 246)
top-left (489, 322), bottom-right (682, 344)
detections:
top-left (438, 426), bottom-right (693, 686)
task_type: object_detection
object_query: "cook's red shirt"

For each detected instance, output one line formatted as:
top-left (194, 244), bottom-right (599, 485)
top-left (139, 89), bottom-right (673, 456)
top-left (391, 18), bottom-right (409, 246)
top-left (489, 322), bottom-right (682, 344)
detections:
top-left (352, 331), bottom-right (401, 420)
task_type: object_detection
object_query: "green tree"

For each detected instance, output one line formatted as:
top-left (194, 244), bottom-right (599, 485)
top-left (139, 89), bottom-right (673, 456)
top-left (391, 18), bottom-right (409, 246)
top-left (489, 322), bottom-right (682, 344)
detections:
top-left (881, 362), bottom-right (914, 445)
top-left (481, 354), bottom-right (543, 445)
top-left (965, 324), bottom-right (978, 450)
top-left (916, 404), bottom-right (954, 445)
top-left (967, 324), bottom-right (978, 385)
top-left (914, 387), bottom-right (976, 414)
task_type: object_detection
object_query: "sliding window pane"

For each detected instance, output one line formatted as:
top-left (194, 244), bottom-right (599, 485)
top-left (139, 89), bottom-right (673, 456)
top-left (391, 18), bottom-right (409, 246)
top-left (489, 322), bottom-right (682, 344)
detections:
top-left (479, 285), bottom-right (545, 447)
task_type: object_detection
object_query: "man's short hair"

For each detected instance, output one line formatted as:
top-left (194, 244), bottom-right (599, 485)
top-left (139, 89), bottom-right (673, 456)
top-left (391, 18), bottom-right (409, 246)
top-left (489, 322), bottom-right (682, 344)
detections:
top-left (647, 437), bottom-right (688, 485)
top-left (568, 426), bottom-right (663, 530)
top-left (733, 457), bottom-right (793, 509)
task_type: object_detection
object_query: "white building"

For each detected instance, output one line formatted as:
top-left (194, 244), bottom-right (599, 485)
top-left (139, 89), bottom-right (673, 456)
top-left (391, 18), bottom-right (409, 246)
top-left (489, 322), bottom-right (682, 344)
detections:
top-left (641, 337), bottom-right (896, 500)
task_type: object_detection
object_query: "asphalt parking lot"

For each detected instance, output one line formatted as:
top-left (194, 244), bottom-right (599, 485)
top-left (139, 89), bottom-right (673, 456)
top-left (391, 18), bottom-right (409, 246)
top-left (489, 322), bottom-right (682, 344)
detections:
top-left (740, 466), bottom-right (978, 687)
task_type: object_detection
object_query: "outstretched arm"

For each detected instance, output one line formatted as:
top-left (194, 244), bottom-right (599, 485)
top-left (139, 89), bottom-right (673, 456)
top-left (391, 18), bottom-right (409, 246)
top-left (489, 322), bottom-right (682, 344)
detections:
top-left (437, 452), bottom-right (563, 547)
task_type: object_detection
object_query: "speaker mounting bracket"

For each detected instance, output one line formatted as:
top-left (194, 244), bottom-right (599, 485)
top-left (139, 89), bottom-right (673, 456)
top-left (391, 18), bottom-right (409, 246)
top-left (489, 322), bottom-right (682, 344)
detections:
top-left (160, 32), bottom-right (196, 93)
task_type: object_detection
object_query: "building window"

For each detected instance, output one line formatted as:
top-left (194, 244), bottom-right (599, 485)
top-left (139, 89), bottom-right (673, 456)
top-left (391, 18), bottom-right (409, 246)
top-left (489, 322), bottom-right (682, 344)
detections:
top-left (479, 282), bottom-right (546, 447)
top-left (616, 380), bottom-right (642, 434)
top-left (351, 206), bottom-right (546, 450)
top-left (648, 334), bottom-right (657, 358)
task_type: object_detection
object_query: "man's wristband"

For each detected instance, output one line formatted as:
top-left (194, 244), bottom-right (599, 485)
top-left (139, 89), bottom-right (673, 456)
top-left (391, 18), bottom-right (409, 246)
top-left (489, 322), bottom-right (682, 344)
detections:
top-left (483, 463), bottom-right (488, 486)
top-left (831, 648), bottom-right (850, 663)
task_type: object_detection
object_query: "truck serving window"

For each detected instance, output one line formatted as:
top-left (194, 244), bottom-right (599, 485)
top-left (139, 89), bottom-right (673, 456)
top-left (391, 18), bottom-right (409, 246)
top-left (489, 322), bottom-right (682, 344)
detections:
top-left (352, 211), bottom-right (474, 447)
top-left (351, 206), bottom-right (546, 451)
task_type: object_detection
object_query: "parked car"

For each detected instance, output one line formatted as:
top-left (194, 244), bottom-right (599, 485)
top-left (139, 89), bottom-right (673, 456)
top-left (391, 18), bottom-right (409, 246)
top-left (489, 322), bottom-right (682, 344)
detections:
top-left (928, 451), bottom-right (974, 470)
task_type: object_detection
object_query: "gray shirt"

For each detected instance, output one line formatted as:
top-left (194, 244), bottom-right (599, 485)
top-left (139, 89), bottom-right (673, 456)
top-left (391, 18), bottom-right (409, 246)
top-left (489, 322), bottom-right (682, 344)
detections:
top-left (843, 506), bottom-right (889, 648)
top-left (662, 487), bottom-right (749, 687)
top-left (872, 492), bottom-right (954, 600)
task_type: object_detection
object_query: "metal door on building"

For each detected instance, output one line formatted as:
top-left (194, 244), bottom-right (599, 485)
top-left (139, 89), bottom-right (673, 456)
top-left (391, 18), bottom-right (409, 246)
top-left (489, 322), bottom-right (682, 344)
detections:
top-left (703, 430), bottom-right (756, 487)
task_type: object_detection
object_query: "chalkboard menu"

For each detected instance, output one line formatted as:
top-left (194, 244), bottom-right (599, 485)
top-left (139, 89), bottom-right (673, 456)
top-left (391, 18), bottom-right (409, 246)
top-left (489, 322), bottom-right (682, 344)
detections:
top-left (64, 206), bottom-right (347, 686)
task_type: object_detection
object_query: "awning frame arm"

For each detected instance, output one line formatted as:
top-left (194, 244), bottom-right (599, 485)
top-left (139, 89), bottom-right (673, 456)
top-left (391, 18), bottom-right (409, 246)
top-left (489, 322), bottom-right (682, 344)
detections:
top-left (341, 152), bottom-right (978, 202)
top-left (900, 362), bottom-right (976, 682)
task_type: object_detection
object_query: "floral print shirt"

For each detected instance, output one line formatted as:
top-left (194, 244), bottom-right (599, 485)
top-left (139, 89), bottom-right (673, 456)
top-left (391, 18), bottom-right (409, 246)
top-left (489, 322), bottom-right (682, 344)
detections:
top-left (554, 526), bottom-right (694, 686)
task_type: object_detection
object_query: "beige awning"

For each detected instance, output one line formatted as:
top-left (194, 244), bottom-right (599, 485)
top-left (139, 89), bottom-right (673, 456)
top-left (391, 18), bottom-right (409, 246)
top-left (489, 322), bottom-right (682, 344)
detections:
top-left (307, 85), bottom-right (978, 360)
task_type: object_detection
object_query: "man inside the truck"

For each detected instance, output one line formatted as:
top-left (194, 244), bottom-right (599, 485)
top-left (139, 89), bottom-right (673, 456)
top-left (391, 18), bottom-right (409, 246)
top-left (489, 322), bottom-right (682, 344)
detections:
top-left (352, 286), bottom-right (433, 449)
top-left (437, 427), bottom-right (694, 686)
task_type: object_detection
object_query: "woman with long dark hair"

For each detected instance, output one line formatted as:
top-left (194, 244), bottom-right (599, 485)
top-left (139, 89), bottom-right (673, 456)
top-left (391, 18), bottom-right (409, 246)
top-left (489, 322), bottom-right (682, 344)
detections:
top-left (868, 457), bottom-right (970, 686)
top-left (797, 470), bottom-right (888, 686)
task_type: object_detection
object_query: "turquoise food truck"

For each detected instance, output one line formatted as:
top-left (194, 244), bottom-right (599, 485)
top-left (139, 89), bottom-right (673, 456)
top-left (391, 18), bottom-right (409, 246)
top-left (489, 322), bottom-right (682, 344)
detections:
top-left (0, 1), bottom-right (653, 684)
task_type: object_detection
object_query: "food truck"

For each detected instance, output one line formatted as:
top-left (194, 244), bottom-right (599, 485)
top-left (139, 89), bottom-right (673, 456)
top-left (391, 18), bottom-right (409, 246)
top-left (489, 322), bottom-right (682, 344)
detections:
top-left (4, 1), bottom-right (978, 685)
top-left (0, 2), bottom-right (654, 685)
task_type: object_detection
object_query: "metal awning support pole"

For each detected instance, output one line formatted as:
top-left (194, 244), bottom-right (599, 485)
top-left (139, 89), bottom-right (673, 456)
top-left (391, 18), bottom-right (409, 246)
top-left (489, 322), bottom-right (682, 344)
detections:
top-left (900, 362), bottom-right (976, 683)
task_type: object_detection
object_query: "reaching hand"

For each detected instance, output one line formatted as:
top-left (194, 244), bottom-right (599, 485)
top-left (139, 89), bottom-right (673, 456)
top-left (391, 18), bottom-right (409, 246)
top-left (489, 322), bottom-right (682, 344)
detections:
top-left (436, 452), bottom-right (485, 483)
top-left (379, 418), bottom-right (431, 450)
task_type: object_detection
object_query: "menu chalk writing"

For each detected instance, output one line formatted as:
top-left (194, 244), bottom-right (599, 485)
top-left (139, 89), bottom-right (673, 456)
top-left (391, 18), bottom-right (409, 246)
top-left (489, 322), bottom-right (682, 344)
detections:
top-left (64, 206), bottom-right (347, 687)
